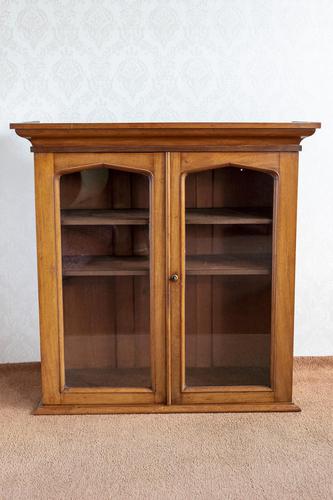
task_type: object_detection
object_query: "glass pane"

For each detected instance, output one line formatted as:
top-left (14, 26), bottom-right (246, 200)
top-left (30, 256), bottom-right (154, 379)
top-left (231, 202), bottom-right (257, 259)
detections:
top-left (60, 168), bottom-right (151, 388)
top-left (185, 167), bottom-right (274, 387)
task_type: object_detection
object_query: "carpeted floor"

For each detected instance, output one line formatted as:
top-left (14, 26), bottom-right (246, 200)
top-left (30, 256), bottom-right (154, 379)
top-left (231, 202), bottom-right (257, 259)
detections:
top-left (0, 358), bottom-right (332, 500)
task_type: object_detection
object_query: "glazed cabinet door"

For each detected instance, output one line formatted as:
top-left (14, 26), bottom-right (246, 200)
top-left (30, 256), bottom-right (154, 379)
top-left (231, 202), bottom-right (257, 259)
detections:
top-left (35, 152), bottom-right (166, 406)
top-left (169, 152), bottom-right (298, 406)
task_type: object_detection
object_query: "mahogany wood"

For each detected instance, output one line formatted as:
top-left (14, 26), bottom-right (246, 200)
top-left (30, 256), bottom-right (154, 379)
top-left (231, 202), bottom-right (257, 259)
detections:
top-left (10, 122), bottom-right (320, 152)
top-left (34, 402), bottom-right (300, 415)
top-left (63, 256), bottom-right (149, 276)
top-left (186, 254), bottom-right (271, 275)
top-left (61, 207), bottom-right (272, 226)
top-left (61, 209), bottom-right (149, 225)
top-left (61, 254), bottom-right (271, 277)
top-left (10, 122), bottom-right (320, 414)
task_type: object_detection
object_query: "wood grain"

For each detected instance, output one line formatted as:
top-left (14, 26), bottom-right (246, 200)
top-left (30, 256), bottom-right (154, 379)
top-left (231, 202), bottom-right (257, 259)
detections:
top-left (61, 209), bottom-right (149, 225)
top-left (13, 123), bottom-right (318, 414)
top-left (174, 152), bottom-right (277, 404)
top-left (60, 207), bottom-right (272, 226)
top-left (62, 256), bottom-right (149, 276)
top-left (62, 254), bottom-right (271, 277)
top-left (11, 122), bottom-right (320, 153)
top-left (186, 207), bottom-right (272, 224)
top-left (58, 154), bottom-right (166, 405)
top-left (186, 254), bottom-right (271, 275)
top-left (34, 153), bottom-right (61, 404)
top-left (169, 153), bottom-right (184, 402)
top-left (272, 153), bottom-right (299, 402)
top-left (34, 402), bottom-right (301, 415)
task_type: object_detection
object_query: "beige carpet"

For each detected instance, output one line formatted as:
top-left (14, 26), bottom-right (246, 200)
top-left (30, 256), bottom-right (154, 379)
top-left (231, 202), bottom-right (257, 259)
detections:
top-left (0, 358), bottom-right (332, 500)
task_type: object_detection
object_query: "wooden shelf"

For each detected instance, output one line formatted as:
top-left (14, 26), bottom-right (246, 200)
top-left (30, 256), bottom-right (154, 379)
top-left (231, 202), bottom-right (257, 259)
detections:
top-left (186, 366), bottom-right (270, 387)
top-left (62, 256), bottom-right (149, 276)
top-left (66, 366), bottom-right (270, 388)
top-left (61, 209), bottom-right (149, 226)
top-left (186, 207), bottom-right (272, 225)
top-left (61, 207), bottom-right (272, 226)
top-left (186, 254), bottom-right (271, 275)
top-left (66, 367), bottom-right (151, 388)
top-left (63, 254), bottom-right (271, 277)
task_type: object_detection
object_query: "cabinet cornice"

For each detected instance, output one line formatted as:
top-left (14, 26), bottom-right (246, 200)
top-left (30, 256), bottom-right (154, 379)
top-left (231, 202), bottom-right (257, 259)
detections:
top-left (10, 122), bottom-right (320, 153)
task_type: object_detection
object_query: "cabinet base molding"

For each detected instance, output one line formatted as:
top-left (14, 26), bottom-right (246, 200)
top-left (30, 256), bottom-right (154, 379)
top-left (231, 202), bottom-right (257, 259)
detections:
top-left (34, 402), bottom-right (301, 415)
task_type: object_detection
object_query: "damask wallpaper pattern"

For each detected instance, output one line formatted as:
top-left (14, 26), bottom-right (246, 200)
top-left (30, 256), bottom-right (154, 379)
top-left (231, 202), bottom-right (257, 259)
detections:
top-left (0, 0), bottom-right (332, 361)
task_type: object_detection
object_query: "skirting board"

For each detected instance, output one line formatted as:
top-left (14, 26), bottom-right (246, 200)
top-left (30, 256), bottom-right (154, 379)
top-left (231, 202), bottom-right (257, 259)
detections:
top-left (34, 402), bottom-right (301, 415)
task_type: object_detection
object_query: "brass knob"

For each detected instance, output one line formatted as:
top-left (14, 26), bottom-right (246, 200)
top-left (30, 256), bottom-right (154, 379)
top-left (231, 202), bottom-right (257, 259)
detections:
top-left (170, 274), bottom-right (179, 282)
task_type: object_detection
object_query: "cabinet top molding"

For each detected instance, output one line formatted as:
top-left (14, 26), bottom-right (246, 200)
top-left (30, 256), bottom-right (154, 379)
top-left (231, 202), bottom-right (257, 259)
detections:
top-left (10, 121), bottom-right (320, 153)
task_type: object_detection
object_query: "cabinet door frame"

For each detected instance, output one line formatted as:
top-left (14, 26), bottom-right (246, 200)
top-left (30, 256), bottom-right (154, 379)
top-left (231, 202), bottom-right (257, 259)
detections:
top-left (168, 151), bottom-right (298, 405)
top-left (35, 152), bottom-right (166, 406)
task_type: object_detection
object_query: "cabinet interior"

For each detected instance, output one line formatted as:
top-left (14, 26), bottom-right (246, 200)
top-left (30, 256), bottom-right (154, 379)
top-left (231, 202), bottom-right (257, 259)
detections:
top-left (60, 168), bottom-right (151, 388)
top-left (60, 164), bottom-right (274, 390)
top-left (185, 167), bottom-right (274, 388)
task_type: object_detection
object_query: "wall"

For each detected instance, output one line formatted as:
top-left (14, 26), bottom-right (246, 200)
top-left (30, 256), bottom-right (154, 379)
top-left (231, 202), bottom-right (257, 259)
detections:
top-left (0, 0), bottom-right (332, 362)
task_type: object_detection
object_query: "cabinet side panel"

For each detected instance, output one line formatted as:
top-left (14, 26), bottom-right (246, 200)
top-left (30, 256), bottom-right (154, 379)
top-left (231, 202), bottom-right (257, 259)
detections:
top-left (273, 153), bottom-right (298, 402)
top-left (34, 153), bottom-right (61, 404)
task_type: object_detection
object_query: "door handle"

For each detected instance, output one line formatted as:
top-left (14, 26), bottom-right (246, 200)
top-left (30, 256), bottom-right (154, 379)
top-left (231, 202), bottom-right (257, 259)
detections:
top-left (169, 274), bottom-right (179, 282)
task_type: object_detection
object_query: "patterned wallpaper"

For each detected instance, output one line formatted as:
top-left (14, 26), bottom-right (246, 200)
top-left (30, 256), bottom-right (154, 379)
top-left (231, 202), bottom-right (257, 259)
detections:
top-left (0, 0), bottom-right (332, 361)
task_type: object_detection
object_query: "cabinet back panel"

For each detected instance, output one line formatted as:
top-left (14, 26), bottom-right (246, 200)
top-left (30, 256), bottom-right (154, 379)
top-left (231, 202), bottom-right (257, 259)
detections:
top-left (63, 277), bottom-right (150, 371)
top-left (60, 170), bottom-right (149, 209)
top-left (184, 166), bottom-right (274, 387)
top-left (59, 168), bottom-right (152, 388)
top-left (185, 167), bottom-right (274, 209)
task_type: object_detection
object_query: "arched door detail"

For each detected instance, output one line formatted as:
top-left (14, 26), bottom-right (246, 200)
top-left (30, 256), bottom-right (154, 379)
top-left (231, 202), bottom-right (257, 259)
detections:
top-left (184, 165), bottom-right (275, 389)
top-left (56, 154), bottom-right (166, 406)
top-left (169, 152), bottom-right (279, 405)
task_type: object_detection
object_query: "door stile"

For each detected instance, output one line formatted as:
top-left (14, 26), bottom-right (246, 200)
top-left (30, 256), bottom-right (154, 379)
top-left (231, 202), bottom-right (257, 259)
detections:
top-left (34, 153), bottom-right (62, 404)
top-left (165, 152), bottom-right (172, 404)
top-left (168, 153), bottom-right (184, 404)
top-left (54, 172), bottom-right (65, 392)
top-left (273, 152), bottom-right (299, 402)
top-left (269, 170), bottom-right (279, 393)
top-left (151, 153), bottom-right (167, 403)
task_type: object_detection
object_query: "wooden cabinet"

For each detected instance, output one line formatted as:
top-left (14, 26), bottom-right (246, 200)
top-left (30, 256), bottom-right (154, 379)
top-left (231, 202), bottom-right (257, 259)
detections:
top-left (11, 122), bottom-right (320, 414)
